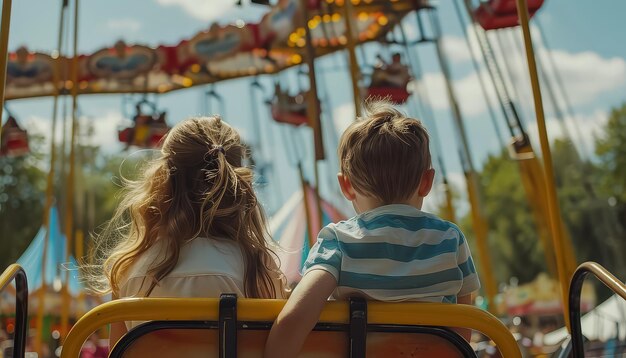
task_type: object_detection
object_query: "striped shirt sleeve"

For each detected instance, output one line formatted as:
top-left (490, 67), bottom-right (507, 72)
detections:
top-left (457, 231), bottom-right (481, 296)
top-left (302, 225), bottom-right (342, 282)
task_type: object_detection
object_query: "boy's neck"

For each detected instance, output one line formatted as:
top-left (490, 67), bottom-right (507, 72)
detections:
top-left (354, 192), bottom-right (424, 214)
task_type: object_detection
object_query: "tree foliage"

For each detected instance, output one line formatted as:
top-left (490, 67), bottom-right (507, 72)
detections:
top-left (458, 105), bottom-right (626, 288)
top-left (0, 135), bottom-right (47, 270)
top-left (0, 131), bottom-right (131, 270)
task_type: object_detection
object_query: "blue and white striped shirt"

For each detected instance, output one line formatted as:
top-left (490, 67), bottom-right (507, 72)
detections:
top-left (302, 204), bottom-right (480, 303)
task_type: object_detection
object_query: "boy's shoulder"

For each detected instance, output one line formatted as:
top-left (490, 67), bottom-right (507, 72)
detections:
top-left (331, 205), bottom-right (464, 238)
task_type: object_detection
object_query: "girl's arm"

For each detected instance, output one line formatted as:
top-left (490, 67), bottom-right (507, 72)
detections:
top-left (454, 294), bottom-right (473, 342)
top-left (264, 269), bottom-right (337, 358)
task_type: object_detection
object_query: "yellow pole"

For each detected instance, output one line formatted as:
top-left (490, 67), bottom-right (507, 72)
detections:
top-left (465, 171), bottom-right (498, 314)
top-left (442, 179), bottom-right (456, 223)
top-left (301, 0), bottom-right (325, 232)
top-left (35, 1), bottom-right (68, 354)
top-left (75, 230), bottom-right (86, 315)
top-left (0, 0), bottom-right (12, 140)
top-left (298, 163), bottom-right (316, 247)
top-left (341, 1), bottom-right (362, 117)
top-left (515, 0), bottom-right (573, 330)
top-left (514, 145), bottom-right (558, 278)
top-left (61, 0), bottom-right (80, 339)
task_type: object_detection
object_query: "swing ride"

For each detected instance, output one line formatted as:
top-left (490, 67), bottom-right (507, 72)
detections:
top-left (1, 0), bottom-right (625, 357)
top-left (117, 100), bottom-right (169, 149)
top-left (0, 114), bottom-right (28, 157)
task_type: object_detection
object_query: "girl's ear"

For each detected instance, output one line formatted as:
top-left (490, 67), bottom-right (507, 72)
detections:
top-left (337, 173), bottom-right (357, 201)
top-left (418, 168), bottom-right (435, 197)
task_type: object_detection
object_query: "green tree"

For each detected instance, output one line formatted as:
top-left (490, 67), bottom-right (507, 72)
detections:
top-left (459, 113), bottom-right (626, 289)
top-left (0, 127), bottom-right (137, 270)
top-left (0, 134), bottom-right (47, 270)
top-left (591, 104), bottom-right (626, 276)
top-left (458, 150), bottom-right (547, 285)
top-left (595, 103), bottom-right (626, 208)
top-left (550, 140), bottom-right (616, 270)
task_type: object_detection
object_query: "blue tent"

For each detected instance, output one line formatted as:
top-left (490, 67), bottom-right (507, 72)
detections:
top-left (16, 206), bottom-right (82, 296)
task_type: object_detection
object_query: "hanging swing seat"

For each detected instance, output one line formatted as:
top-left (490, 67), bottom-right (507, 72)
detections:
top-left (475, 0), bottom-right (544, 30)
top-left (271, 104), bottom-right (309, 126)
top-left (0, 117), bottom-right (29, 157)
top-left (487, 0), bottom-right (543, 14)
top-left (271, 90), bottom-right (309, 126)
top-left (366, 65), bottom-right (411, 105)
top-left (119, 112), bottom-right (170, 148)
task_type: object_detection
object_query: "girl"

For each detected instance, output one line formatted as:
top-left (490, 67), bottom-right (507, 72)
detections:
top-left (87, 116), bottom-right (286, 346)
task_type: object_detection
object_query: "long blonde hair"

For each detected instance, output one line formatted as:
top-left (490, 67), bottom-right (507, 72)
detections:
top-left (88, 116), bottom-right (284, 298)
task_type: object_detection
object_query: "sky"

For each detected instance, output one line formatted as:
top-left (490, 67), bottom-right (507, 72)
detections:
top-left (4, 0), bottom-right (626, 217)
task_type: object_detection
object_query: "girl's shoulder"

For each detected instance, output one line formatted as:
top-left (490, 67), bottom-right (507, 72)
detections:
top-left (174, 237), bottom-right (245, 277)
top-left (120, 237), bottom-right (245, 293)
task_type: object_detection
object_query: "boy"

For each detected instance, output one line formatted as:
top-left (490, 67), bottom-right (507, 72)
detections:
top-left (264, 101), bottom-right (480, 357)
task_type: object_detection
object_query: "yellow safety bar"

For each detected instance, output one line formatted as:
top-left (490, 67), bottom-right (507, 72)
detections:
top-left (569, 262), bottom-right (626, 357)
top-left (572, 262), bottom-right (626, 300)
top-left (0, 264), bottom-right (28, 358)
top-left (61, 298), bottom-right (521, 357)
top-left (0, 263), bottom-right (22, 290)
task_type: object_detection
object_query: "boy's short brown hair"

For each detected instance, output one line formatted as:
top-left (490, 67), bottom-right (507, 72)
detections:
top-left (338, 101), bottom-right (431, 204)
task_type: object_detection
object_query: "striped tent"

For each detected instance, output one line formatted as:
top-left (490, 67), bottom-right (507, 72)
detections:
top-left (16, 207), bottom-right (81, 296)
top-left (269, 184), bottom-right (347, 284)
top-left (2, 207), bottom-right (101, 316)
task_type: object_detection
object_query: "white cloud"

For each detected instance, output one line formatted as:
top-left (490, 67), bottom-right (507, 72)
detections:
top-left (332, 102), bottom-right (355, 135)
top-left (415, 69), bottom-right (497, 117)
top-left (106, 18), bottom-right (142, 33)
top-left (525, 110), bottom-right (607, 159)
top-left (413, 31), bottom-right (626, 119)
top-left (25, 115), bottom-right (64, 157)
top-left (538, 49), bottom-right (626, 105)
top-left (155, 0), bottom-right (238, 22)
top-left (89, 111), bottom-right (127, 153)
top-left (423, 171), bottom-right (470, 218)
top-left (483, 28), bottom-right (625, 110)
top-left (25, 111), bottom-right (126, 156)
top-left (402, 19), bottom-right (418, 39)
top-left (442, 35), bottom-right (472, 64)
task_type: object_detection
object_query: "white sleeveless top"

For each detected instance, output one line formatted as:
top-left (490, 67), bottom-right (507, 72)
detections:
top-left (119, 236), bottom-right (283, 329)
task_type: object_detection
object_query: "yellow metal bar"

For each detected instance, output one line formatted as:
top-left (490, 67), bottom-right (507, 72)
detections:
top-left (61, 0), bottom-right (80, 339)
top-left (301, 0), bottom-right (325, 232)
top-left (515, 0), bottom-right (574, 330)
top-left (36, 2), bottom-right (68, 352)
top-left (513, 143), bottom-right (558, 278)
top-left (442, 179), bottom-right (456, 223)
top-left (0, 263), bottom-right (21, 291)
top-left (75, 230), bottom-right (87, 315)
top-left (575, 262), bottom-right (626, 300)
top-left (301, 1), bottom-right (325, 161)
top-left (341, 1), bottom-right (362, 117)
top-left (312, 162), bottom-right (324, 235)
top-left (62, 298), bottom-right (521, 358)
top-left (298, 163), bottom-right (316, 247)
top-left (465, 171), bottom-right (497, 314)
top-left (0, 0), bottom-right (12, 140)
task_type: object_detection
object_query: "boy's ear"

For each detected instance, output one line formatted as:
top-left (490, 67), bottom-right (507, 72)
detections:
top-left (418, 168), bottom-right (435, 197)
top-left (337, 173), bottom-right (357, 201)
